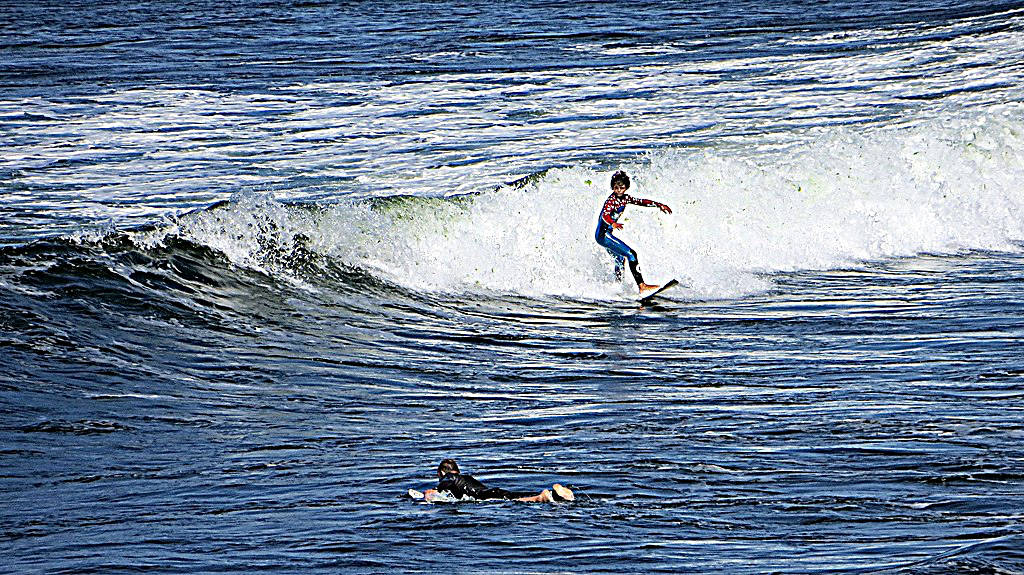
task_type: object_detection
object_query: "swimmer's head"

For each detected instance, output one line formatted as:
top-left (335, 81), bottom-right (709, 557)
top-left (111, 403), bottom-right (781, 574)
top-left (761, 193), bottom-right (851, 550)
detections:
top-left (611, 170), bottom-right (630, 194)
top-left (437, 458), bottom-right (460, 477)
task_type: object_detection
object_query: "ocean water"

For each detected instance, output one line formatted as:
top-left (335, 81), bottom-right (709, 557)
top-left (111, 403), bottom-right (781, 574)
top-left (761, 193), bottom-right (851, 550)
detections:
top-left (3, 1), bottom-right (1024, 573)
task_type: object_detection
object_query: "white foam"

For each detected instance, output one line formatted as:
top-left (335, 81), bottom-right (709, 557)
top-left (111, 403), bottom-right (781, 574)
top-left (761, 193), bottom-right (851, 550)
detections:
top-left (145, 102), bottom-right (1024, 301)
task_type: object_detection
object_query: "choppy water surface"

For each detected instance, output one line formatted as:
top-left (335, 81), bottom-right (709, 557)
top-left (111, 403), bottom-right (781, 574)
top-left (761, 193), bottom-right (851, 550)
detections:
top-left (2, 1), bottom-right (1024, 573)
top-left (2, 238), bottom-right (1024, 573)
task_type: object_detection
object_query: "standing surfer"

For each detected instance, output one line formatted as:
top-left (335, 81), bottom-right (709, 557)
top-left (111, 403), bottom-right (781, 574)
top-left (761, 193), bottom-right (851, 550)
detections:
top-left (595, 170), bottom-right (672, 294)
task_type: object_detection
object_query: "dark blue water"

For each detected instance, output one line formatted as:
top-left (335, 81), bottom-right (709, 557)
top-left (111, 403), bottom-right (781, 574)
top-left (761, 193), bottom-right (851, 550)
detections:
top-left (3, 1), bottom-right (1024, 573)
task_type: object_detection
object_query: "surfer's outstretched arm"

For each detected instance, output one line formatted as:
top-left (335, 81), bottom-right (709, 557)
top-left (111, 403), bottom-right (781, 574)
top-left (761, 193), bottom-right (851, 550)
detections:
top-left (625, 195), bottom-right (672, 214)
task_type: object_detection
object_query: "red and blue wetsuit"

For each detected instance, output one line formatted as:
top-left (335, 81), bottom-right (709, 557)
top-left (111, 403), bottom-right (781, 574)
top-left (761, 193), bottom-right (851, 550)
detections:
top-left (595, 192), bottom-right (654, 285)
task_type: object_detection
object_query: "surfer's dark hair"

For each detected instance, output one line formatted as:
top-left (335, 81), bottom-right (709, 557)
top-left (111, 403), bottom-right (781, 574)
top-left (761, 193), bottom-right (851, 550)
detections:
top-left (611, 170), bottom-right (630, 189)
top-left (437, 458), bottom-right (460, 476)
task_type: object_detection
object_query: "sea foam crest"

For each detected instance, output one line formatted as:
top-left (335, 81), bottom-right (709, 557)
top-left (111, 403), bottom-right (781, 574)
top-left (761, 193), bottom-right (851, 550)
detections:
top-left (143, 103), bottom-right (1024, 301)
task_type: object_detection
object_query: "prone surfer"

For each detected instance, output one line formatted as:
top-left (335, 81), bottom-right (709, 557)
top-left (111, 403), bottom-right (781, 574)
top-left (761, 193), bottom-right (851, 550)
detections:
top-left (415, 458), bottom-right (574, 503)
top-left (595, 170), bottom-right (672, 294)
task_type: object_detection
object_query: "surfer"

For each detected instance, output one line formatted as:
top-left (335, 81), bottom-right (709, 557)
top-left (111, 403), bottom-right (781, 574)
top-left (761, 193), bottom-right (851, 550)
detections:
top-left (416, 458), bottom-right (575, 503)
top-left (595, 170), bottom-right (672, 294)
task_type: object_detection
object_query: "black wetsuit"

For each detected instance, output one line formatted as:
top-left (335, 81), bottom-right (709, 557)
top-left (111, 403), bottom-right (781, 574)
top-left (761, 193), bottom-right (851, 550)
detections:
top-left (436, 473), bottom-right (533, 501)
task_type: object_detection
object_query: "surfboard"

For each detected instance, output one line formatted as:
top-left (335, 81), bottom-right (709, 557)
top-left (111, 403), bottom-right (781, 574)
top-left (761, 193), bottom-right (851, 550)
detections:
top-left (408, 488), bottom-right (461, 503)
top-left (639, 279), bottom-right (678, 303)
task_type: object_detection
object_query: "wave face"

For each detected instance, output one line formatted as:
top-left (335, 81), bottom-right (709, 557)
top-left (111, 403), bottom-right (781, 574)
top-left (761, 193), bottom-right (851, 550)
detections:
top-left (3, 2), bottom-right (1024, 574)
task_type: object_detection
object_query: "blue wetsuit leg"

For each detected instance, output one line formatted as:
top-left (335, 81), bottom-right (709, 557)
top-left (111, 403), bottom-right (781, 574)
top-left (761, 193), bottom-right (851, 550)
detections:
top-left (595, 226), bottom-right (644, 285)
top-left (597, 231), bottom-right (637, 263)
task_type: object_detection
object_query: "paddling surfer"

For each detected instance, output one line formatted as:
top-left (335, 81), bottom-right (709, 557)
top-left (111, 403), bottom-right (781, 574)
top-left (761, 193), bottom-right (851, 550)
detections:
top-left (595, 170), bottom-right (672, 294)
top-left (417, 458), bottom-right (574, 503)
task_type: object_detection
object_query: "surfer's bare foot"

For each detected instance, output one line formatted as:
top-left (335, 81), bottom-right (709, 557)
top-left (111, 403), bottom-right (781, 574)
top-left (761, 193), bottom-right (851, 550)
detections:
top-left (638, 282), bottom-right (659, 293)
top-left (552, 484), bottom-right (575, 502)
